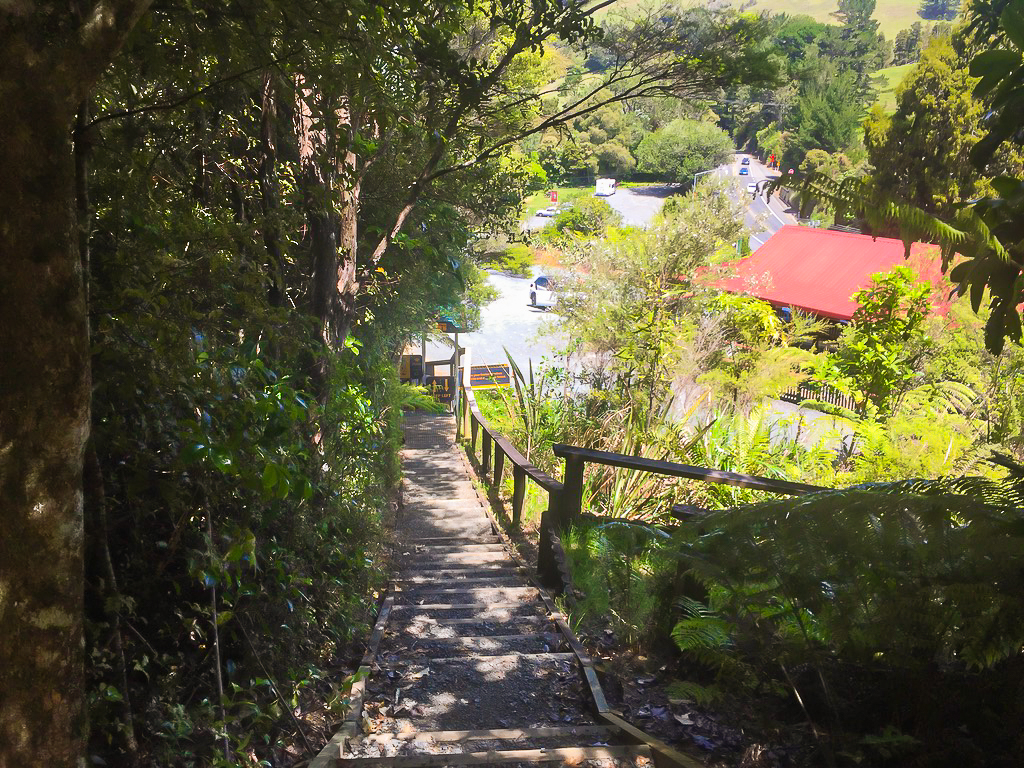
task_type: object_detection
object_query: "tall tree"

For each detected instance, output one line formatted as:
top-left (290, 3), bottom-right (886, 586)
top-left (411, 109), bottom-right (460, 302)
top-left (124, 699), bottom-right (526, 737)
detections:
top-left (865, 36), bottom-right (1022, 218)
top-left (0, 2), bottom-right (152, 764)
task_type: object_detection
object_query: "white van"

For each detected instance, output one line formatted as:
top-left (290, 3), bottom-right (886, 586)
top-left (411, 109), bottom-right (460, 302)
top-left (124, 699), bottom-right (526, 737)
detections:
top-left (595, 178), bottom-right (616, 196)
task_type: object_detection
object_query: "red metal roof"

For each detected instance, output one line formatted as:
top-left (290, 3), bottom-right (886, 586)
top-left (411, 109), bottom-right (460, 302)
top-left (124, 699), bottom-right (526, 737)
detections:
top-left (711, 226), bottom-right (952, 321)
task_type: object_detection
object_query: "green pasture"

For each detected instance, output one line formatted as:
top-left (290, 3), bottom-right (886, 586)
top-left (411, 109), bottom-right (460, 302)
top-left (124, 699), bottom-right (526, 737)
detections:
top-left (872, 62), bottom-right (915, 112)
top-left (598, 0), bottom-right (924, 39)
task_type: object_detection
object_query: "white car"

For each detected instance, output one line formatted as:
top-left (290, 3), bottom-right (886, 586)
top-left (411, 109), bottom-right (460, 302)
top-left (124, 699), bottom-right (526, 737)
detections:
top-left (529, 275), bottom-right (557, 308)
top-left (536, 206), bottom-right (559, 217)
top-left (746, 182), bottom-right (758, 194)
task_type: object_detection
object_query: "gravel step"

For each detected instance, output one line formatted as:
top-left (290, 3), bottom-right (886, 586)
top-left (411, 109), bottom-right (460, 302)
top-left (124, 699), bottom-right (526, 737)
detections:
top-left (399, 542), bottom-right (506, 553)
top-left (380, 634), bottom-right (564, 658)
top-left (395, 587), bottom-right (538, 604)
top-left (401, 535), bottom-right (502, 545)
top-left (390, 615), bottom-right (555, 637)
top-left (339, 744), bottom-right (652, 766)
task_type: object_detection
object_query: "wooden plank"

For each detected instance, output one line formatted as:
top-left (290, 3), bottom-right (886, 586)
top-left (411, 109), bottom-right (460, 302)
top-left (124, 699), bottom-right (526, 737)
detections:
top-left (391, 652), bottom-right (575, 665)
top-left (343, 665), bottom-right (372, 725)
top-left (394, 615), bottom-right (551, 626)
top-left (394, 575), bottom-right (524, 586)
top-left (309, 727), bottom-right (345, 768)
top-left (360, 596), bottom-right (395, 667)
top-left (397, 586), bottom-right (536, 597)
top-left (339, 744), bottom-right (650, 766)
top-left (362, 725), bottom-right (613, 743)
top-left (552, 443), bottom-right (824, 496)
top-left (403, 542), bottom-right (505, 550)
top-left (391, 602), bottom-right (540, 611)
top-left (397, 633), bottom-right (550, 645)
top-left (597, 711), bottom-right (703, 768)
top-left (402, 535), bottom-right (501, 544)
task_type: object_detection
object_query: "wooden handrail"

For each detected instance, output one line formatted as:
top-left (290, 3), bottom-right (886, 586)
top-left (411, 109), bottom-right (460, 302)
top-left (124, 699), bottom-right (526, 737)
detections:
top-left (552, 444), bottom-right (824, 497)
top-left (458, 384), bottom-right (829, 593)
top-left (462, 387), bottom-right (562, 494)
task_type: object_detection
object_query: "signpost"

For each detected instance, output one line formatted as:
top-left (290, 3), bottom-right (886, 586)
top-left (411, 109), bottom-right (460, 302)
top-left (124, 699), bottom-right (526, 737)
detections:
top-left (468, 364), bottom-right (511, 389)
top-left (426, 376), bottom-right (455, 408)
top-left (433, 312), bottom-right (467, 432)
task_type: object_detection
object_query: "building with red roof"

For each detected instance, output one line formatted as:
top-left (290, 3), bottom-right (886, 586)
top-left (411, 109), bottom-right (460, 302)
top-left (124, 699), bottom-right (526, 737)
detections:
top-left (711, 226), bottom-right (954, 322)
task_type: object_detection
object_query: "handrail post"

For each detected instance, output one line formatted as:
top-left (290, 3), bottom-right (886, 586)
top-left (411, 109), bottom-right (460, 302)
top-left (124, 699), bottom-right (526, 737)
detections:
top-left (482, 430), bottom-right (492, 475)
top-left (512, 466), bottom-right (526, 527)
top-left (559, 452), bottom-right (585, 530)
top-left (494, 443), bottom-right (505, 488)
top-left (470, 410), bottom-right (479, 453)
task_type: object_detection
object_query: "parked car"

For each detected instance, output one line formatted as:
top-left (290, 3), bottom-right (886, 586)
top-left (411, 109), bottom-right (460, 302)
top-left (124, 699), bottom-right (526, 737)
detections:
top-left (741, 157), bottom-right (751, 165)
top-left (529, 276), bottom-right (557, 308)
top-left (739, 166), bottom-right (749, 175)
top-left (536, 206), bottom-right (559, 217)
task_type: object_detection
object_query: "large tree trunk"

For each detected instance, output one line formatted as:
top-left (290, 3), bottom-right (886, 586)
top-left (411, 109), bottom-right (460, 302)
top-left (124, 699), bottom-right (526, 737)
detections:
top-left (0, 3), bottom-right (151, 763)
top-left (0, 77), bottom-right (91, 768)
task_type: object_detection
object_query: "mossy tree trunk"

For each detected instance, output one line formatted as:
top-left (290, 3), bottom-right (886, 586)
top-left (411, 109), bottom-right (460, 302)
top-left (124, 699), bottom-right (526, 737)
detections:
top-left (0, 2), bottom-right (150, 763)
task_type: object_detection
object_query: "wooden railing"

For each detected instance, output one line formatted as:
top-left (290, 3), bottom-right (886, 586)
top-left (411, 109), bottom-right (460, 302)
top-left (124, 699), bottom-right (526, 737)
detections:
top-left (779, 381), bottom-right (857, 412)
top-left (459, 385), bottom-right (827, 591)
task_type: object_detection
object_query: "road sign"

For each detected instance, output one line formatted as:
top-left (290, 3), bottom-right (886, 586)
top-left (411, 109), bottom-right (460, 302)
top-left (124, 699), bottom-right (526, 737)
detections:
top-left (426, 376), bottom-right (455, 407)
top-left (469, 364), bottom-right (511, 389)
top-left (549, 190), bottom-right (558, 203)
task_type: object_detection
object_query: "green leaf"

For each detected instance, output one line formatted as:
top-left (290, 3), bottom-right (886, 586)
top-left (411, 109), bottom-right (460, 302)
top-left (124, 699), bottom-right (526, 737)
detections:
top-left (970, 49), bottom-right (1021, 97)
top-left (102, 685), bottom-right (123, 702)
top-left (262, 463), bottom-right (277, 493)
top-left (1002, 3), bottom-right (1024, 51)
top-left (181, 442), bottom-right (208, 463)
top-left (990, 175), bottom-right (1024, 199)
top-left (216, 610), bottom-right (233, 626)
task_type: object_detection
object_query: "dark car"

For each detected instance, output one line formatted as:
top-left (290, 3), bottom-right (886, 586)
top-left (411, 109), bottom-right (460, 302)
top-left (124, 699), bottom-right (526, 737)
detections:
top-left (741, 157), bottom-right (751, 165)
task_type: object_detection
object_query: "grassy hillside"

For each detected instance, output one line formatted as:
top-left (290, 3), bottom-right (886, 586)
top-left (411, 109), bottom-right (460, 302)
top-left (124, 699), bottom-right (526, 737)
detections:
top-left (598, 0), bottom-right (924, 39)
top-left (872, 62), bottom-right (915, 112)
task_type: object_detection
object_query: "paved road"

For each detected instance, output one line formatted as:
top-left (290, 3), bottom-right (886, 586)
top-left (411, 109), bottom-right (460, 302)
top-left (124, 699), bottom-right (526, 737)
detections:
top-left (724, 154), bottom-right (799, 250)
top-left (420, 266), bottom-right (567, 374)
top-left (604, 185), bottom-right (674, 226)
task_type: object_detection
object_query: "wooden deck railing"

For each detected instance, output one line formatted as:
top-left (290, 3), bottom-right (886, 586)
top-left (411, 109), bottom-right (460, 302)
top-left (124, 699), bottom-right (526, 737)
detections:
top-left (459, 385), bottom-right (827, 591)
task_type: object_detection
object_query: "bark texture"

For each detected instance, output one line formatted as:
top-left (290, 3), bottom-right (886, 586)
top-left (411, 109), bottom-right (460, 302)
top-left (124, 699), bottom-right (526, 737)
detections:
top-left (0, 69), bottom-right (91, 768)
top-left (0, 2), bottom-right (151, 764)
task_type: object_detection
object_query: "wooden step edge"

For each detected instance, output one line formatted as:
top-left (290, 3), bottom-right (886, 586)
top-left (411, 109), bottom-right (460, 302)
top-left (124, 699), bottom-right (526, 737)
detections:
top-left (387, 651), bottom-right (576, 665)
top-left (392, 615), bottom-right (552, 626)
top-left (597, 711), bottom-right (704, 768)
top-left (393, 575), bottom-right (525, 585)
top-left (395, 586), bottom-right (537, 597)
top-left (402, 536), bottom-right (501, 544)
top-left (357, 725), bottom-right (613, 745)
top-left (338, 744), bottom-right (650, 766)
top-left (390, 602), bottom-right (541, 611)
top-left (389, 633), bottom-right (551, 645)
top-left (399, 564), bottom-right (523, 574)
top-left (401, 543), bottom-right (506, 551)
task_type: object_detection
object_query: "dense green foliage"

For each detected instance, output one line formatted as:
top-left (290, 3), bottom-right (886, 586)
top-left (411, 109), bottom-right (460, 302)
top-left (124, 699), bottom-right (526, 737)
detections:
top-left (634, 119), bottom-right (734, 184)
top-left (35, 1), bottom-right (796, 763)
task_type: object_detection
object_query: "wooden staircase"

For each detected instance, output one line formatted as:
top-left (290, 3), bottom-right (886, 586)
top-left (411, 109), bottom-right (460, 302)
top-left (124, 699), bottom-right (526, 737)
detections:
top-left (310, 412), bottom-right (698, 767)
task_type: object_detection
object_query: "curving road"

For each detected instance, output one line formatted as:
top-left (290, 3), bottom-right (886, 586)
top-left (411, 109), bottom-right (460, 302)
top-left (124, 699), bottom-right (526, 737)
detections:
top-left (722, 153), bottom-right (799, 250)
